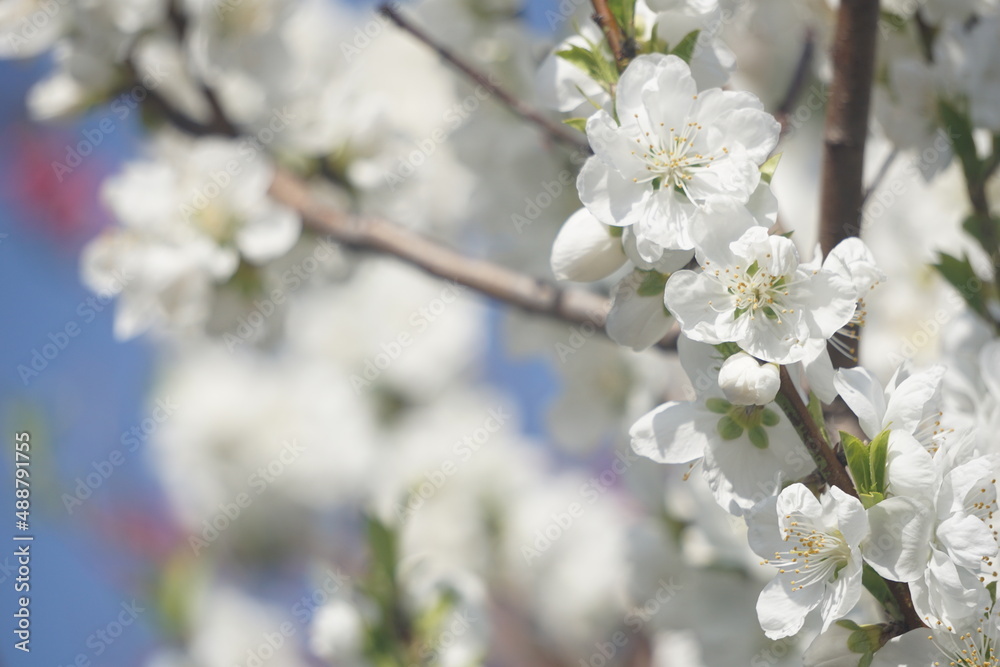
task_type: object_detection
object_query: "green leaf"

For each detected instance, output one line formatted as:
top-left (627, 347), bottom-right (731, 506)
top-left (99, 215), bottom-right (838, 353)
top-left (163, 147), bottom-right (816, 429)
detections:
top-left (859, 491), bottom-right (884, 510)
top-left (562, 117), bottom-right (589, 133)
top-left (748, 425), bottom-right (769, 449)
top-left (761, 408), bottom-right (780, 427)
top-left (760, 153), bottom-right (782, 184)
top-left (807, 392), bottom-right (831, 445)
top-left (847, 623), bottom-right (887, 655)
top-left (556, 44), bottom-right (617, 87)
top-left (636, 270), bottom-right (670, 297)
top-left (717, 416), bottom-right (743, 440)
top-left (861, 563), bottom-right (901, 621)
top-left (669, 30), bottom-right (700, 64)
top-left (841, 431), bottom-right (872, 492)
top-left (933, 251), bottom-right (990, 320)
top-left (705, 397), bottom-right (731, 414)
top-left (646, 22), bottom-right (668, 54)
top-left (938, 99), bottom-right (980, 182)
top-left (868, 429), bottom-right (890, 494)
top-left (366, 515), bottom-right (398, 591)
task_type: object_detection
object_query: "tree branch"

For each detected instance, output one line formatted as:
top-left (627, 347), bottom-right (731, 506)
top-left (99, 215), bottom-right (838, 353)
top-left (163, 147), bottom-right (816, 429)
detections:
top-left (774, 367), bottom-right (858, 499)
top-left (268, 167), bottom-right (679, 352)
top-left (817, 0), bottom-right (880, 257)
top-left (591, 0), bottom-right (628, 71)
top-left (377, 4), bottom-right (590, 153)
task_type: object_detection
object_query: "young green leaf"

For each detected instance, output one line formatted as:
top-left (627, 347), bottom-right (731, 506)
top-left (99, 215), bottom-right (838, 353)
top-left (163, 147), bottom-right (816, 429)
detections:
top-left (669, 30), bottom-right (701, 64)
top-left (841, 431), bottom-right (872, 493)
top-left (760, 153), bottom-right (782, 184)
top-left (868, 429), bottom-right (890, 495)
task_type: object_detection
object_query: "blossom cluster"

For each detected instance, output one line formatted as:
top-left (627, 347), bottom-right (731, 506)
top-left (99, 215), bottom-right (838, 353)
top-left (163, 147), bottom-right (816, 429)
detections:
top-left (7, 0), bottom-right (1000, 664)
top-left (546, 3), bottom-right (1000, 661)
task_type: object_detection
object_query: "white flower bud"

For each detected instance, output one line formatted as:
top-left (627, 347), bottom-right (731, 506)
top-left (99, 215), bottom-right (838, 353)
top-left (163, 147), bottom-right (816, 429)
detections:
top-left (550, 208), bottom-right (627, 282)
top-left (309, 599), bottom-right (365, 662)
top-left (717, 352), bottom-right (780, 405)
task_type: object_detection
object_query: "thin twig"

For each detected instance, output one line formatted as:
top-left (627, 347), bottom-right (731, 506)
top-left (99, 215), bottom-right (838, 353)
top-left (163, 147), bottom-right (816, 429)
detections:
top-left (817, 0), bottom-right (881, 258)
top-left (268, 167), bottom-right (679, 352)
top-left (860, 148), bottom-right (899, 207)
top-left (135, 53), bottom-right (670, 352)
top-left (774, 31), bottom-right (816, 136)
top-left (378, 4), bottom-right (590, 153)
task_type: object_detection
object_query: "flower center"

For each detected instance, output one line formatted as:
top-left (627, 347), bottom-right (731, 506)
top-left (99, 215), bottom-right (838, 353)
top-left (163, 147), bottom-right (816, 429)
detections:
top-left (725, 261), bottom-right (792, 323)
top-left (930, 623), bottom-right (999, 667)
top-left (628, 112), bottom-right (727, 198)
top-left (760, 518), bottom-right (850, 590)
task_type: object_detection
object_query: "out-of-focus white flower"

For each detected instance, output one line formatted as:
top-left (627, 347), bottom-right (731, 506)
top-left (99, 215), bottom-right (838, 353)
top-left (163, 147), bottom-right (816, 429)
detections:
top-left (81, 134), bottom-right (300, 338)
top-left (309, 598), bottom-right (368, 665)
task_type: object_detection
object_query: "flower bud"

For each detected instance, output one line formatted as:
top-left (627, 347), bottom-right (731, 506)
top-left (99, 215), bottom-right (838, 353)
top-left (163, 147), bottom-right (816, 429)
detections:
top-left (309, 599), bottom-right (365, 661)
top-left (718, 353), bottom-right (780, 405)
top-left (550, 208), bottom-right (627, 282)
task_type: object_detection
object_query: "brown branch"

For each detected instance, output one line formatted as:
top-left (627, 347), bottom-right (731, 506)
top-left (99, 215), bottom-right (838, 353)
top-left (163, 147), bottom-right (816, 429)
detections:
top-left (774, 367), bottom-right (858, 499)
top-left (591, 0), bottom-right (628, 72)
top-left (133, 48), bottom-right (671, 353)
top-left (884, 580), bottom-right (925, 632)
top-left (377, 4), bottom-right (590, 153)
top-left (817, 0), bottom-right (880, 258)
top-left (268, 167), bottom-right (679, 352)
